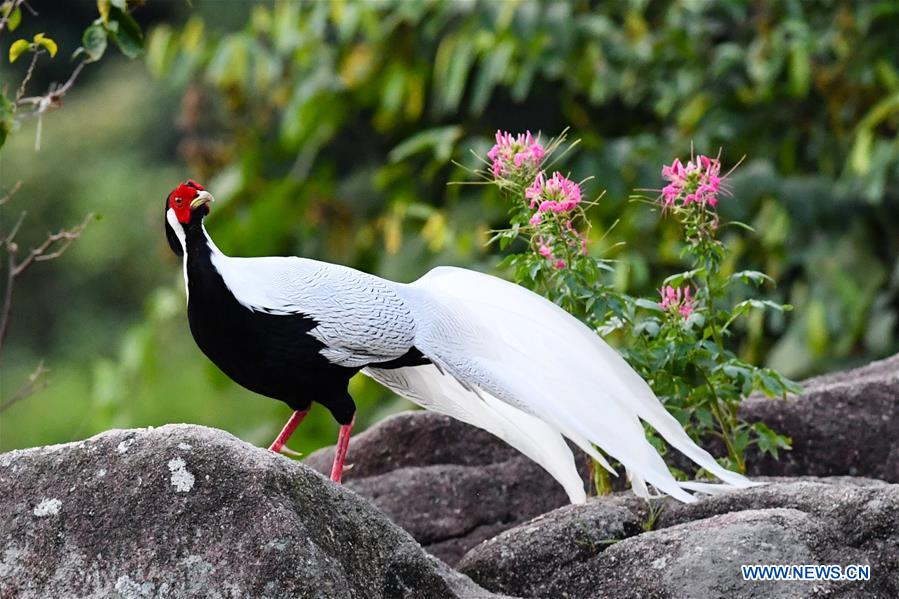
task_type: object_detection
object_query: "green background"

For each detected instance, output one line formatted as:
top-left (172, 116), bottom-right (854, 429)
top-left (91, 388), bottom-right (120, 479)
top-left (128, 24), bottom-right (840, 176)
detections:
top-left (2, 0), bottom-right (897, 456)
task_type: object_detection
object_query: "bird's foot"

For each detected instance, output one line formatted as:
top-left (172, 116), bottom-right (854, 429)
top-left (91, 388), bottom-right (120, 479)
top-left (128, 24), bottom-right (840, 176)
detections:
top-left (329, 416), bottom-right (355, 483)
top-left (268, 409), bottom-right (309, 455)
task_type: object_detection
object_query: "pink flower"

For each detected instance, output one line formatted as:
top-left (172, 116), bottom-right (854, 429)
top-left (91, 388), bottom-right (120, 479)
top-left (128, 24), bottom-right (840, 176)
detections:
top-left (526, 172), bottom-right (582, 213)
top-left (659, 154), bottom-right (723, 208)
top-left (538, 244), bottom-right (552, 257)
top-left (488, 130), bottom-right (545, 178)
top-left (529, 213), bottom-right (542, 225)
top-left (554, 259), bottom-right (566, 269)
top-left (659, 285), bottom-right (696, 319)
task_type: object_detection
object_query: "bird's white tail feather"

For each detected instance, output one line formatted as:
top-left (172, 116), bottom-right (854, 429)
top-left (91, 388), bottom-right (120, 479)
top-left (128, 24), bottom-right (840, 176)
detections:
top-left (363, 364), bottom-right (589, 503)
top-left (399, 266), bottom-right (756, 503)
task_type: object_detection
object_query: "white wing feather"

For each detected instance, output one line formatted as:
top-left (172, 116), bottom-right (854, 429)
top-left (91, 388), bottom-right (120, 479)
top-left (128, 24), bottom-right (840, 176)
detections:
top-left (393, 266), bottom-right (757, 503)
top-left (208, 251), bottom-right (416, 367)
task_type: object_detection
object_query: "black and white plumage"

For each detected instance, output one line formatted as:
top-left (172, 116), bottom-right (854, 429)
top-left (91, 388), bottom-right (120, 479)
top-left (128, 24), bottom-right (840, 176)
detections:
top-left (165, 181), bottom-right (755, 502)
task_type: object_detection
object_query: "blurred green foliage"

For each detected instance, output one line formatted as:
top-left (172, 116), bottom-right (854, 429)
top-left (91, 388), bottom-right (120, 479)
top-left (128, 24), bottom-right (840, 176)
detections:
top-left (2, 0), bottom-right (897, 454)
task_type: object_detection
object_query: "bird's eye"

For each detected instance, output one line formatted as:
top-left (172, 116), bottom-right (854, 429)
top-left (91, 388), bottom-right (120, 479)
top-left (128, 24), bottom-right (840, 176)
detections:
top-left (174, 196), bottom-right (184, 208)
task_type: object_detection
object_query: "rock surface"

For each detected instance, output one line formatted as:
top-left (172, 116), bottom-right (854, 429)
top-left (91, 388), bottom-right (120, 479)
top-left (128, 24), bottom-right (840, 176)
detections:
top-left (5, 354), bottom-right (895, 598)
top-left (741, 352), bottom-right (899, 482)
top-left (457, 478), bottom-right (899, 598)
top-left (304, 411), bottom-right (590, 565)
top-left (0, 425), bottom-right (500, 599)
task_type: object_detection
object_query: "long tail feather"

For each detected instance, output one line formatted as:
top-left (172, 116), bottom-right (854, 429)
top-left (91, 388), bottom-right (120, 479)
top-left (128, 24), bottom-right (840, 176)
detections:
top-left (364, 364), bottom-right (589, 503)
top-left (396, 266), bottom-right (756, 503)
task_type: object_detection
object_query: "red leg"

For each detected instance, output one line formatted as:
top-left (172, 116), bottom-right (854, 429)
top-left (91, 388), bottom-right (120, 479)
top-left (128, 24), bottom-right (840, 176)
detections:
top-left (268, 409), bottom-right (309, 453)
top-left (329, 416), bottom-right (355, 483)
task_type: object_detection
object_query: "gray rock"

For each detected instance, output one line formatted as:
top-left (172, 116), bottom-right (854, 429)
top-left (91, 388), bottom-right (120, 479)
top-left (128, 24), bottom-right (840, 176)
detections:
top-left (455, 500), bottom-right (644, 597)
top-left (0, 424), bottom-right (501, 599)
top-left (305, 411), bottom-right (590, 565)
top-left (576, 508), bottom-right (824, 599)
top-left (742, 352), bottom-right (899, 482)
top-left (457, 478), bottom-right (899, 598)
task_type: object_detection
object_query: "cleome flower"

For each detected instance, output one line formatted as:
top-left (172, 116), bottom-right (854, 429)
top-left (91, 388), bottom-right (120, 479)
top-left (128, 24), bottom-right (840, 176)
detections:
top-left (526, 171), bottom-right (582, 213)
top-left (488, 130), bottom-right (545, 177)
top-left (660, 155), bottom-right (723, 208)
top-left (659, 285), bottom-right (696, 319)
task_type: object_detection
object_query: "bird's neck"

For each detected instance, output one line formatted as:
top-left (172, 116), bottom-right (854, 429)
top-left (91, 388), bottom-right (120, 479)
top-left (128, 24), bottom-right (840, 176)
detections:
top-left (183, 223), bottom-right (231, 304)
top-left (184, 222), bottom-right (224, 261)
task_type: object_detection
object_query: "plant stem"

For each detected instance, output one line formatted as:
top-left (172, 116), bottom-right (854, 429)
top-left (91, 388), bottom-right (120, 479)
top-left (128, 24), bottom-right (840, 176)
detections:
top-left (698, 366), bottom-right (744, 472)
top-left (593, 458), bottom-right (614, 495)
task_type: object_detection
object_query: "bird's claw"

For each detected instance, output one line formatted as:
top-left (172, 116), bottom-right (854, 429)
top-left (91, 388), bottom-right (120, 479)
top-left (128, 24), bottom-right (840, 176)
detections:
top-left (280, 446), bottom-right (303, 457)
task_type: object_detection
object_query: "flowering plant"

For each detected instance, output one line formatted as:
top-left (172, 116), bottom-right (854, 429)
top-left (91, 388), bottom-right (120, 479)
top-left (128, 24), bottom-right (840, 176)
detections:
top-left (471, 130), bottom-right (799, 493)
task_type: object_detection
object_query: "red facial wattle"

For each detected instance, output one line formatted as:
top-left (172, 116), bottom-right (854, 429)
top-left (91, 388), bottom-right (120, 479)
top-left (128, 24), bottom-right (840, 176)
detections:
top-left (169, 180), bottom-right (206, 224)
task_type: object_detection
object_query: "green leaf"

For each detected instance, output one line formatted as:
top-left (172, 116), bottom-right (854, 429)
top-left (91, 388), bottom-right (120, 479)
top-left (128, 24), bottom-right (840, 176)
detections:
top-left (662, 269), bottom-right (701, 288)
top-left (694, 407), bottom-right (715, 430)
top-left (145, 24), bottom-right (175, 77)
top-left (634, 298), bottom-right (663, 312)
top-left (725, 220), bottom-right (756, 233)
top-left (753, 422), bottom-right (791, 458)
top-left (388, 126), bottom-right (462, 164)
top-left (730, 270), bottom-right (774, 287)
top-left (433, 33), bottom-right (475, 114)
top-left (634, 319), bottom-right (660, 338)
top-left (33, 33), bottom-right (58, 57)
top-left (470, 39), bottom-right (513, 115)
top-left (97, 0), bottom-right (110, 24)
top-left (806, 299), bottom-right (828, 357)
top-left (788, 42), bottom-right (810, 97)
top-left (0, 93), bottom-right (13, 149)
top-left (208, 34), bottom-right (250, 88)
top-left (106, 6), bottom-right (143, 58)
top-left (81, 23), bottom-right (107, 62)
top-left (732, 427), bottom-right (751, 456)
top-left (8, 38), bottom-right (29, 62)
top-left (7, 6), bottom-right (21, 31)
top-left (733, 298), bottom-right (787, 315)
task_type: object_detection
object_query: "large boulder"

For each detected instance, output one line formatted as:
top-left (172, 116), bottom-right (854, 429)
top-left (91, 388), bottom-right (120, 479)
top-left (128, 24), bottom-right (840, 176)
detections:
top-left (741, 353), bottom-right (899, 482)
top-left (457, 478), bottom-right (899, 598)
top-left (0, 425), bottom-right (500, 599)
top-left (304, 412), bottom-right (590, 565)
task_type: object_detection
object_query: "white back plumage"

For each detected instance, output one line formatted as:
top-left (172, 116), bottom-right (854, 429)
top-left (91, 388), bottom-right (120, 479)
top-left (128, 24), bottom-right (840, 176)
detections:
top-left (378, 266), bottom-right (757, 504)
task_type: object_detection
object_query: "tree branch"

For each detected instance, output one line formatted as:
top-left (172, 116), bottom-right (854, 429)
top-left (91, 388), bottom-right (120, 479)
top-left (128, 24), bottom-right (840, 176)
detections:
top-left (15, 49), bottom-right (40, 104)
top-left (16, 60), bottom-right (88, 118)
top-left (0, 181), bottom-right (22, 207)
top-left (1, 210), bottom-right (26, 245)
top-left (0, 360), bottom-right (49, 412)
top-left (13, 213), bottom-right (92, 274)
top-left (0, 213), bottom-right (92, 354)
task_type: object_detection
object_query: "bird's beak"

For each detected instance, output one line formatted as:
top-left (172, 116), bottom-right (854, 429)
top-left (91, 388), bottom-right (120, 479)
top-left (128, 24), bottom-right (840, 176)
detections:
top-left (190, 190), bottom-right (215, 210)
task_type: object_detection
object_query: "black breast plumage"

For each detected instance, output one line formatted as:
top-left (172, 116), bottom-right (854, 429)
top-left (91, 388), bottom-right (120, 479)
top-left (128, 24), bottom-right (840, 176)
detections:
top-left (183, 226), bottom-right (359, 422)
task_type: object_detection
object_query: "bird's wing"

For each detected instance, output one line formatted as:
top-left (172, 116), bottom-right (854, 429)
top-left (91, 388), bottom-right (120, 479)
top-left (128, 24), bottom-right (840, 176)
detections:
top-left (395, 266), bottom-right (757, 503)
top-left (211, 255), bottom-right (416, 367)
top-left (363, 363), bottom-right (590, 503)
